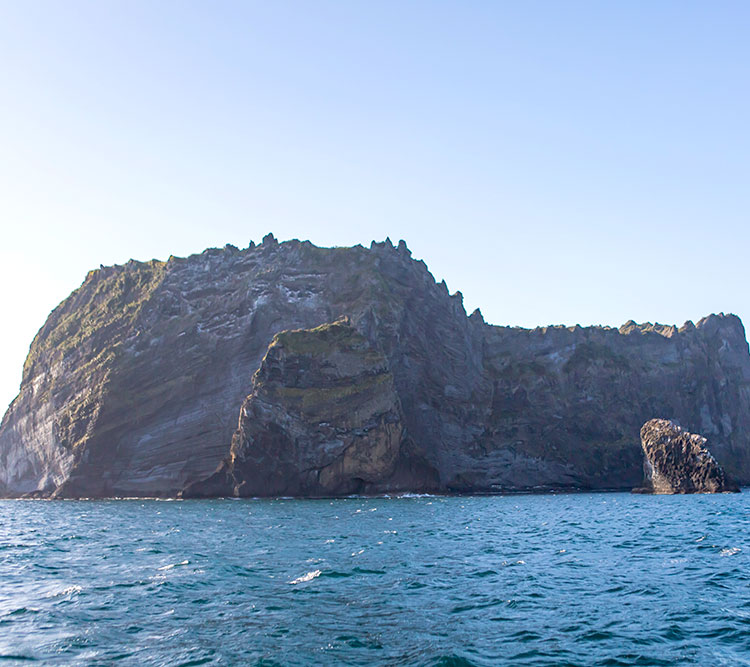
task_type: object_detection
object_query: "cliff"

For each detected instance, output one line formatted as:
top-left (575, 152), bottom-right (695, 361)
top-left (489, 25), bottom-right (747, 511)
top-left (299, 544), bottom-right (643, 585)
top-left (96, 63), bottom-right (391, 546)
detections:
top-left (1, 236), bottom-right (749, 497)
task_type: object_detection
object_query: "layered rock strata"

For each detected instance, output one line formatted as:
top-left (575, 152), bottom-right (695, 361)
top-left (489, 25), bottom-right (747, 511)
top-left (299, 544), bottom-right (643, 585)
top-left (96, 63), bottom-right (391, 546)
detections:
top-left (1, 236), bottom-right (749, 497)
top-left (185, 319), bottom-right (437, 497)
top-left (635, 419), bottom-right (739, 494)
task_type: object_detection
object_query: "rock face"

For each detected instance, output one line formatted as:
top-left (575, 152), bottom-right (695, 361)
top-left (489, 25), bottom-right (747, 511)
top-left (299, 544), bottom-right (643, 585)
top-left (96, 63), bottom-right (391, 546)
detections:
top-left (637, 419), bottom-right (739, 493)
top-left (185, 319), bottom-right (437, 497)
top-left (1, 236), bottom-right (750, 497)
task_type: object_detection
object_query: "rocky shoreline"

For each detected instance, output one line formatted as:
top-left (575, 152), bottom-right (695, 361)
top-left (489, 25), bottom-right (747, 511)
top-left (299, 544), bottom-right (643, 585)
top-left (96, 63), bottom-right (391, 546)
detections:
top-left (4, 485), bottom-right (745, 501)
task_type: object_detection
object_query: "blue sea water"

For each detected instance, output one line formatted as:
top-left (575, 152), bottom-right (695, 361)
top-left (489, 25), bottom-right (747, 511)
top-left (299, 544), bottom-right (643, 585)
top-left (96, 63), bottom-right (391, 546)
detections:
top-left (0, 493), bottom-right (749, 666)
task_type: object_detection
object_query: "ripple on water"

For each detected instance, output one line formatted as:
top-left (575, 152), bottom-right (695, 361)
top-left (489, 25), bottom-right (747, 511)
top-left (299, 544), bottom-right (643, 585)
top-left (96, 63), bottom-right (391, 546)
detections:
top-left (0, 654), bottom-right (39, 662)
top-left (0, 492), bottom-right (748, 665)
top-left (432, 655), bottom-right (478, 667)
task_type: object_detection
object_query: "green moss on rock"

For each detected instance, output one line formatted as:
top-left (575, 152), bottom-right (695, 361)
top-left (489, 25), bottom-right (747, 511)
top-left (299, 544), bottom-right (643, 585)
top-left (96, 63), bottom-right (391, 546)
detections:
top-left (23, 260), bottom-right (166, 379)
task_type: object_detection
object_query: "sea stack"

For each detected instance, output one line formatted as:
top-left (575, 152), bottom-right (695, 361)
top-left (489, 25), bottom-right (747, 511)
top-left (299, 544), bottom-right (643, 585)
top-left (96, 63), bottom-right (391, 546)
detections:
top-left (635, 419), bottom-right (739, 494)
top-left (183, 319), bottom-right (437, 498)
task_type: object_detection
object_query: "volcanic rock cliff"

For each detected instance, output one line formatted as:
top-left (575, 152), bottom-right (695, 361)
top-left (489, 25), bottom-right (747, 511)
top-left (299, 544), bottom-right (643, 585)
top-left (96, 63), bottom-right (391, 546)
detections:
top-left (1, 236), bottom-right (749, 497)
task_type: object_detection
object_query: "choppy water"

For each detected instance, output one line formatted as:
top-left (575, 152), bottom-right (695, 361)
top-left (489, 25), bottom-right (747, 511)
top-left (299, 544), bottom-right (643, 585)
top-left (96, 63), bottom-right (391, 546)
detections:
top-left (1, 492), bottom-right (749, 666)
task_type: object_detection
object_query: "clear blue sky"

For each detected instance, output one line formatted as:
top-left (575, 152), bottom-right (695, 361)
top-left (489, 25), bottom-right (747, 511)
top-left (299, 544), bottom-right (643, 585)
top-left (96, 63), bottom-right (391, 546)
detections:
top-left (1, 1), bottom-right (749, 411)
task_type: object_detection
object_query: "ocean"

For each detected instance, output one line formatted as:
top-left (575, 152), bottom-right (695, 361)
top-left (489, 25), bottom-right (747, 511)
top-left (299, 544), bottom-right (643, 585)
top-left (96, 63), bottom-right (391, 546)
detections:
top-left (1, 492), bottom-right (748, 665)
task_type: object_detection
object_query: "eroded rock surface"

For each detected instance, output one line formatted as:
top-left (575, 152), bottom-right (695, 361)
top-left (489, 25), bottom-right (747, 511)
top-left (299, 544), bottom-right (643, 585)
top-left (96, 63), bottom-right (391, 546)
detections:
top-left (636, 419), bottom-right (739, 493)
top-left (185, 319), bottom-right (437, 497)
top-left (2, 236), bottom-right (750, 497)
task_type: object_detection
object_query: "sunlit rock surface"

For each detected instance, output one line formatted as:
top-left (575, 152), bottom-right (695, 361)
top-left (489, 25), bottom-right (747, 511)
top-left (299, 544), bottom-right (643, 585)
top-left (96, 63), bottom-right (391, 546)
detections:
top-left (2, 236), bottom-right (750, 497)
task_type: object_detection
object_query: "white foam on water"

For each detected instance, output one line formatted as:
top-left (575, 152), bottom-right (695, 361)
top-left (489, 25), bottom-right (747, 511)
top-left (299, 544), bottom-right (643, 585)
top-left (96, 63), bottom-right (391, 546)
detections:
top-left (720, 547), bottom-right (740, 557)
top-left (158, 559), bottom-right (189, 571)
top-left (45, 585), bottom-right (82, 598)
top-left (289, 569), bottom-right (322, 584)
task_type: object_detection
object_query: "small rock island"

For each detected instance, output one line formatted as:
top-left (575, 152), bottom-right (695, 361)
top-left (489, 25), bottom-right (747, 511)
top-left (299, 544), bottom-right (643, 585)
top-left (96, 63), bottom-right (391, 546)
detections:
top-left (635, 419), bottom-right (739, 494)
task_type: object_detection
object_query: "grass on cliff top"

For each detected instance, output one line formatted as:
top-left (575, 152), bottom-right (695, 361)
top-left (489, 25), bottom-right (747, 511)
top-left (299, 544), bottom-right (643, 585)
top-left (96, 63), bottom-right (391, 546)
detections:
top-left (270, 319), bottom-right (386, 366)
top-left (24, 261), bottom-right (166, 378)
top-left (270, 319), bottom-right (366, 356)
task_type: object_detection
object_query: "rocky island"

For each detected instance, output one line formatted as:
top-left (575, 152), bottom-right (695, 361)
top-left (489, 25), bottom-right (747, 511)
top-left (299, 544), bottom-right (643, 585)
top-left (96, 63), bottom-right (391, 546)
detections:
top-left (1, 236), bottom-right (749, 498)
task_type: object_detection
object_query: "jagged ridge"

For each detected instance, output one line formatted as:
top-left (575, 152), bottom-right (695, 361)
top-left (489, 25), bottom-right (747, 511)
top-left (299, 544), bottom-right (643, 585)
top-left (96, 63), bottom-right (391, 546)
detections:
top-left (1, 235), bottom-right (749, 497)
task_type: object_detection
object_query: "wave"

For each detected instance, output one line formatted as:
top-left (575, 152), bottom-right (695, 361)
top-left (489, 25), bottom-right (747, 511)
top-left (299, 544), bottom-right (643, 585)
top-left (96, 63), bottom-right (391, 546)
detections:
top-left (720, 547), bottom-right (741, 556)
top-left (45, 585), bottom-right (82, 598)
top-left (288, 570), bottom-right (322, 584)
top-left (158, 560), bottom-right (190, 571)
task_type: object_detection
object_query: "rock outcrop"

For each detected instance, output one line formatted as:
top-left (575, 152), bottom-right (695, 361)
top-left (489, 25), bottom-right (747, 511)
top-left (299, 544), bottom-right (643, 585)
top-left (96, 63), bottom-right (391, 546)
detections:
top-left (185, 319), bottom-right (437, 497)
top-left (1, 236), bottom-right (749, 497)
top-left (635, 419), bottom-right (739, 494)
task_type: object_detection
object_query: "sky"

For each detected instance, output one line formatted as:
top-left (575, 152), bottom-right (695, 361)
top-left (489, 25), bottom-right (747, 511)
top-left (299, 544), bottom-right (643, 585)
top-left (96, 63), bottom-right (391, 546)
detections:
top-left (1, 0), bottom-right (749, 412)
